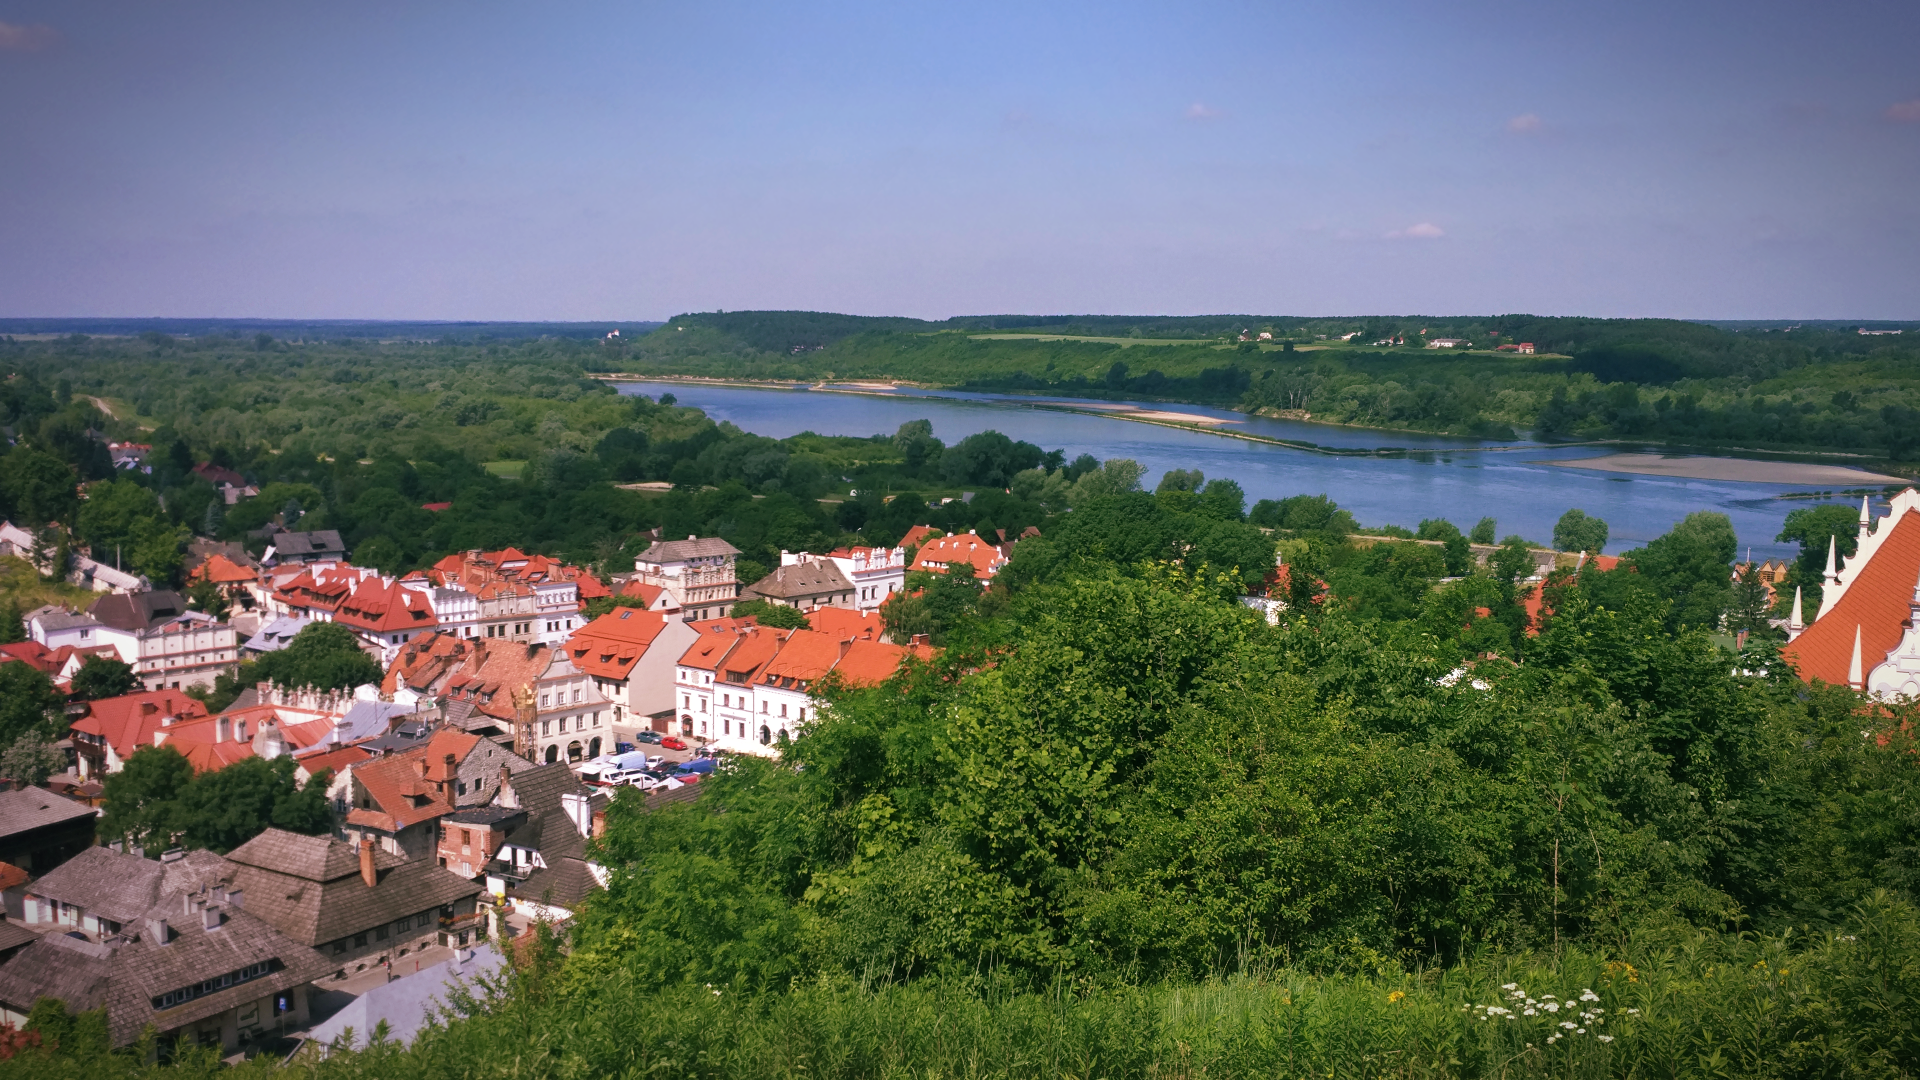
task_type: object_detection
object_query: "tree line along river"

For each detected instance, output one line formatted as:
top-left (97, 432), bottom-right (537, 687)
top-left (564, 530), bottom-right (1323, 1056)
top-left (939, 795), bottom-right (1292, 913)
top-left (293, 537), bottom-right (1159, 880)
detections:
top-left (613, 380), bottom-right (1893, 560)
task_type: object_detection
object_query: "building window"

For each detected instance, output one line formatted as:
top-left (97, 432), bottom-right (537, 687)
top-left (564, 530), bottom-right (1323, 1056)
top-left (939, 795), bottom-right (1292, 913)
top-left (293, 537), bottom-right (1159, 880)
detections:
top-left (541, 720), bottom-right (551, 736)
top-left (354, 933), bottom-right (368, 948)
top-left (333, 941), bottom-right (346, 955)
top-left (540, 693), bottom-right (550, 708)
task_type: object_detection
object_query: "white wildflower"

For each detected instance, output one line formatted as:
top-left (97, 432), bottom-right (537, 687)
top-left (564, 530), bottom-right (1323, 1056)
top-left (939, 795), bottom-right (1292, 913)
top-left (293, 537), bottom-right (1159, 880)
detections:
top-left (1560, 1021), bottom-right (1577, 1030)
top-left (1597, 1035), bottom-right (1614, 1043)
top-left (1580, 989), bottom-right (1599, 1002)
top-left (1543, 1001), bottom-right (1561, 1012)
top-left (1501, 982), bottom-right (1519, 991)
top-left (1523, 1008), bottom-right (1537, 1016)
top-left (1625, 1008), bottom-right (1640, 1015)
top-left (1577, 1028), bottom-right (1586, 1035)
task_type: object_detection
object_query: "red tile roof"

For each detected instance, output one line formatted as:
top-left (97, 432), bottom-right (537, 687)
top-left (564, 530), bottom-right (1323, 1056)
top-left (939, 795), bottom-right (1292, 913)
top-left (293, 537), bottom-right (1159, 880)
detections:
top-left (899, 525), bottom-right (942, 550)
top-left (0, 641), bottom-right (59, 676)
top-left (833, 638), bottom-right (932, 685)
top-left (189, 553), bottom-right (258, 585)
top-left (383, 631), bottom-right (475, 695)
top-left (1784, 506), bottom-right (1920, 686)
top-left (421, 502), bottom-right (453, 512)
top-left (351, 728), bottom-right (478, 830)
top-left (443, 639), bottom-right (552, 722)
top-left (68, 690), bottom-right (210, 763)
top-left (335, 576), bottom-right (437, 635)
top-left (294, 745), bottom-right (371, 780)
top-left (806, 607), bottom-right (884, 641)
top-left (910, 532), bottom-right (1007, 579)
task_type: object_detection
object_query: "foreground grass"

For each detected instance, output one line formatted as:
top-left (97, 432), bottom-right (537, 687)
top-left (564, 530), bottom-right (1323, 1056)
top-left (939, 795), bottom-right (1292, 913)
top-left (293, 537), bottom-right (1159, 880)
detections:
top-left (15, 896), bottom-right (1920, 1079)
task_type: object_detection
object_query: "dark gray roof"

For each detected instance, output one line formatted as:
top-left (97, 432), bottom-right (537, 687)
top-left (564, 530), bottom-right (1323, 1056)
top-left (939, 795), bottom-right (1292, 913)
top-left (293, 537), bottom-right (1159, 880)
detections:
top-left (444, 806), bottom-right (526, 827)
top-left (0, 922), bottom-right (36, 955)
top-left (355, 718), bottom-right (435, 755)
top-left (242, 614), bottom-right (312, 654)
top-left (0, 898), bottom-right (332, 1047)
top-left (496, 764), bottom-right (584, 817)
top-left (226, 829), bottom-right (364, 884)
top-left (0, 786), bottom-right (97, 841)
top-left (223, 830), bottom-right (481, 947)
top-left (272, 530), bottom-right (345, 558)
top-left (27, 847), bottom-right (227, 925)
top-left (744, 561), bottom-right (854, 602)
top-left (515, 857), bottom-right (600, 911)
top-left (87, 590), bottom-right (188, 632)
top-left (638, 536), bottom-right (741, 564)
top-left (500, 810), bottom-right (585, 865)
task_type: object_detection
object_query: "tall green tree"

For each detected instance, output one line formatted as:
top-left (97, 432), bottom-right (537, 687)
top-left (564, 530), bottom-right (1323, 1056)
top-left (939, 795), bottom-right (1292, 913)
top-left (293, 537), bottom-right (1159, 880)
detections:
top-left (69, 655), bottom-right (139, 700)
top-left (248, 621), bottom-right (383, 692)
top-left (1552, 508), bottom-right (1610, 553)
top-left (0, 662), bottom-right (63, 744)
top-left (99, 745), bottom-right (195, 850)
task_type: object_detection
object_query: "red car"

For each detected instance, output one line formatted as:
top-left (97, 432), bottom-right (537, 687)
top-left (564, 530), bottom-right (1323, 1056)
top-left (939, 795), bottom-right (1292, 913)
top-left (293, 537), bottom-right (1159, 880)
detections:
top-left (660, 736), bottom-right (689, 751)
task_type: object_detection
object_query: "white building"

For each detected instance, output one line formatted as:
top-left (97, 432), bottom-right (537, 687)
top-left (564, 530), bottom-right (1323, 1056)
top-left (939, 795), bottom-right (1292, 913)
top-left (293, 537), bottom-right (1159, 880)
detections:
top-left (810, 546), bottom-right (907, 612)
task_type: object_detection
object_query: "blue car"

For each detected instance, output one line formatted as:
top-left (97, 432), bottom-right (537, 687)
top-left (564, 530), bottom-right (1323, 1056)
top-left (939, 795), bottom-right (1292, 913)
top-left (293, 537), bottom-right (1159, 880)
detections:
top-left (675, 757), bottom-right (717, 776)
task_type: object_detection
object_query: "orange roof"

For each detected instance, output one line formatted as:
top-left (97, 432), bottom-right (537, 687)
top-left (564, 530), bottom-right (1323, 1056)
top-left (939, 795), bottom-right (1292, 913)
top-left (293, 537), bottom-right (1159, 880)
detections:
top-left (383, 631), bottom-right (475, 694)
top-left (351, 728), bottom-right (478, 831)
top-left (678, 622), bottom-right (785, 676)
top-left (760, 630), bottom-right (846, 683)
top-left (0, 862), bottom-right (29, 892)
top-left (910, 532), bottom-right (1006, 579)
top-left (617, 580), bottom-right (678, 610)
top-left (294, 744), bottom-right (372, 779)
top-left (1785, 507), bottom-right (1920, 686)
top-left (69, 690), bottom-right (209, 763)
top-left (899, 525), bottom-right (942, 550)
top-left (442, 639), bottom-right (552, 721)
top-left (568, 608), bottom-right (673, 680)
top-left (170, 739), bottom-right (256, 773)
top-left (806, 607), bottom-right (884, 641)
top-left (833, 638), bottom-right (932, 685)
top-left (335, 576), bottom-right (437, 635)
top-left (189, 553), bottom-right (257, 585)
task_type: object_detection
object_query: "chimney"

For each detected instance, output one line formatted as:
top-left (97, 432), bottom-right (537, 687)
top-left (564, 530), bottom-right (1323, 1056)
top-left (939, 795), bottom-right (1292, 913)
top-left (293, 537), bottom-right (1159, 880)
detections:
top-left (359, 838), bottom-right (378, 888)
top-left (560, 792), bottom-right (592, 838)
top-left (202, 904), bottom-right (224, 930)
top-left (146, 916), bottom-right (170, 945)
top-left (141, 701), bottom-right (159, 717)
top-left (911, 634), bottom-right (930, 647)
top-left (227, 887), bottom-right (244, 909)
top-left (443, 752), bottom-right (457, 781)
top-left (212, 884), bottom-right (228, 904)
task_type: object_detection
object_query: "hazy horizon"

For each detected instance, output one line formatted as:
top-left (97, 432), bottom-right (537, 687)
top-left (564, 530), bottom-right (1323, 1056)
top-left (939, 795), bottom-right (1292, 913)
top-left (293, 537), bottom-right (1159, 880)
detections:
top-left (4, 1), bottom-right (1917, 322)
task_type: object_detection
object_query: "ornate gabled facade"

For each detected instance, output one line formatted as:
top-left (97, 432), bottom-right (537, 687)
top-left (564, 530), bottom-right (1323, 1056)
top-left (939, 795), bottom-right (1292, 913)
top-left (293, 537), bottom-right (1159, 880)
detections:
top-left (1783, 488), bottom-right (1920, 698)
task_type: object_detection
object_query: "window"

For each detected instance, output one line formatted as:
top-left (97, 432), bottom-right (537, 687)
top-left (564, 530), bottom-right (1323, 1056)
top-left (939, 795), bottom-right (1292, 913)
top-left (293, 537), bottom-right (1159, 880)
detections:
top-left (461, 829), bottom-right (471, 854)
top-left (354, 933), bottom-right (368, 948)
top-left (572, 688), bottom-right (582, 703)
top-left (540, 693), bottom-right (550, 708)
top-left (333, 941), bottom-right (346, 955)
top-left (417, 913), bottom-right (433, 929)
top-left (541, 719), bottom-right (551, 736)
top-left (780, 703), bottom-right (788, 718)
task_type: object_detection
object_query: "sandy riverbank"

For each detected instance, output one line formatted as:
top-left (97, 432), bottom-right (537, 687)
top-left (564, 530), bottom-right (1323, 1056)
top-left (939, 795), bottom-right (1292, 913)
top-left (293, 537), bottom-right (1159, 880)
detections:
top-left (1536, 453), bottom-right (1909, 486)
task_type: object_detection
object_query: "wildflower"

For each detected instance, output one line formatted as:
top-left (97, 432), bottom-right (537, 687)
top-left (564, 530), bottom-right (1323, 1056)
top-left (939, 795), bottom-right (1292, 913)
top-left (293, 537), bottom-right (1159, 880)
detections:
top-left (1543, 1001), bottom-right (1561, 1012)
top-left (1579, 989), bottom-right (1599, 1002)
top-left (1501, 982), bottom-right (1518, 991)
top-left (1547, 1035), bottom-right (1560, 1044)
top-left (1625, 1008), bottom-right (1640, 1015)
top-left (1388, 991), bottom-right (1405, 1003)
top-left (1577, 1028), bottom-right (1586, 1035)
top-left (1523, 1008), bottom-right (1537, 1016)
top-left (1560, 1021), bottom-right (1577, 1030)
top-left (1597, 1035), bottom-right (1614, 1043)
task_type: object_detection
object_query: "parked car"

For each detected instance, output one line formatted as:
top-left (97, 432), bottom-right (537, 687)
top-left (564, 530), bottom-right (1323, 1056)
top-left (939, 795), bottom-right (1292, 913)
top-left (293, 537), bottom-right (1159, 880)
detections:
top-left (675, 757), bottom-right (717, 776)
top-left (645, 754), bottom-right (665, 769)
top-left (634, 731), bottom-right (662, 745)
top-left (615, 742), bottom-right (636, 755)
top-left (598, 768), bottom-right (649, 787)
top-left (660, 736), bottom-right (688, 751)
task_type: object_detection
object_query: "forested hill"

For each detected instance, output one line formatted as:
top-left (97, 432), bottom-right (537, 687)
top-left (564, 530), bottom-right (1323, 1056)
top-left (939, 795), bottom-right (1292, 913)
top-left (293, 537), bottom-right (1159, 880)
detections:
top-left (618, 311), bottom-right (1920, 461)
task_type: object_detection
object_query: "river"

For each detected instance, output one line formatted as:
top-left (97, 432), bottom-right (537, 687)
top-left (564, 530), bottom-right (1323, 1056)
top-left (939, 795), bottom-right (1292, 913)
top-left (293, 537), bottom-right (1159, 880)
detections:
top-left (611, 380), bottom-right (1891, 560)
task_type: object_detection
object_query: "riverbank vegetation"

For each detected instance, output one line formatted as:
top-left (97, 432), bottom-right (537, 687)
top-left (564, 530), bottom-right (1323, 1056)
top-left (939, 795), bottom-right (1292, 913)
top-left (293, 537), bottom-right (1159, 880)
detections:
top-left (604, 311), bottom-right (1920, 463)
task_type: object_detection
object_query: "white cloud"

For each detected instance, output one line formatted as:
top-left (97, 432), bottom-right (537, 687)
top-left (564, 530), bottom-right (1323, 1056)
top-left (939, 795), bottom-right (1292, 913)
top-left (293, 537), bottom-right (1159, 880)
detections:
top-left (0, 21), bottom-right (58, 52)
top-left (1507, 112), bottom-right (1543, 133)
top-left (1386, 222), bottom-right (1445, 240)
top-left (1185, 102), bottom-right (1220, 121)
top-left (1888, 100), bottom-right (1920, 123)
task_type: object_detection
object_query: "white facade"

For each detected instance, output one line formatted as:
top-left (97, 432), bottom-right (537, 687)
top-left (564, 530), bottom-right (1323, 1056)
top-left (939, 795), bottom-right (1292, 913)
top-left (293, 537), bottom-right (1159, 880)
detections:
top-left (534, 580), bottom-right (581, 645)
top-left (523, 653), bottom-right (612, 765)
top-left (137, 613), bottom-right (239, 692)
top-left (810, 547), bottom-right (907, 612)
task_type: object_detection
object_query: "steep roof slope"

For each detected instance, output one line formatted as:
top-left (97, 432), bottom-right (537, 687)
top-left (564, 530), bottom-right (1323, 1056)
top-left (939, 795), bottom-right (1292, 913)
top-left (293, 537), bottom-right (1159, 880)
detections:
top-left (1784, 508), bottom-right (1920, 685)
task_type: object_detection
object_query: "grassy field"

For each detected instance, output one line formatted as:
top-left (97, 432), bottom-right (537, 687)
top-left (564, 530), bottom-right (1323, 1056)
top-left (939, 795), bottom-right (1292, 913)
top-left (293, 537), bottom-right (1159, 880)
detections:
top-left (0, 555), bottom-right (100, 614)
top-left (481, 460), bottom-right (527, 479)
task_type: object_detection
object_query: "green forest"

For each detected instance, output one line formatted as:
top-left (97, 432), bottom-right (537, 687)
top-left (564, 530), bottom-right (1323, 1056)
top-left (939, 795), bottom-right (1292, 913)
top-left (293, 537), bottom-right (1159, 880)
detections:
top-left (6, 330), bottom-right (1920, 1077)
top-left (601, 311), bottom-right (1920, 462)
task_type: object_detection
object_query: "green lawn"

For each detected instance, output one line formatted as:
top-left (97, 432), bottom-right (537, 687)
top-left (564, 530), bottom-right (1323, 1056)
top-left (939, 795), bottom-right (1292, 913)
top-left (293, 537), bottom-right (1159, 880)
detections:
top-left (481, 460), bottom-right (527, 479)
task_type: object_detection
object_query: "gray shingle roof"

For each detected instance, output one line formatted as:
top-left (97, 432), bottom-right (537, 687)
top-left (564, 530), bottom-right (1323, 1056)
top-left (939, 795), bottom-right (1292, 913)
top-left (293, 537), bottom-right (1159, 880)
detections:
top-left (223, 829), bottom-right (481, 948)
top-left (515, 857), bottom-right (599, 911)
top-left (272, 531), bottom-right (345, 558)
top-left (0, 898), bottom-right (333, 1046)
top-left (743, 561), bottom-right (854, 601)
top-left (638, 536), bottom-right (741, 564)
top-left (27, 608), bottom-right (100, 633)
top-left (27, 847), bottom-right (227, 925)
top-left (0, 786), bottom-right (98, 842)
top-left (497, 763), bottom-right (584, 817)
top-left (304, 943), bottom-right (507, 1052)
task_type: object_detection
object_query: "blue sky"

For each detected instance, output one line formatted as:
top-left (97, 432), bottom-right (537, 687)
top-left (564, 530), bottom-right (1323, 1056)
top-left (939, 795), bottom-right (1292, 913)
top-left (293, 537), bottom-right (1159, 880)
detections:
top-left (2, 1), bottom-right (1916, 320)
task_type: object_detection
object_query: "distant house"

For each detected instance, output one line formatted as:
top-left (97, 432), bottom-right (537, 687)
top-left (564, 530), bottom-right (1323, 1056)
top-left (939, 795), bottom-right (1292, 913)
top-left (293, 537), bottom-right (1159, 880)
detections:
top-left (816, 545), bottom-right (907, 611)
top-left (241, 614), bottom-right (314, 656)
top-left (1494, 342), bottom-right (1537, 354)
top-left (264, 530), bottom-right (347, 566)
top-left (67, 689), bottom-right (211, 777)
top-left (87, 590), bottom-right (240, 692)
top-left (482, 765), bottom-right (612, 921)
top-left (910, 531), bottom-right (1009, 580)
top-left (299, 943), bottom-right (506, 1056)
top-left (632, 536), bottom-right (742, 622)
top-left (742, 557), bottom-right (857, 613)
top-left (1425, 338), bottom-right (1469, 349)
top-left (344, 727), bottom-right (534, 860)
